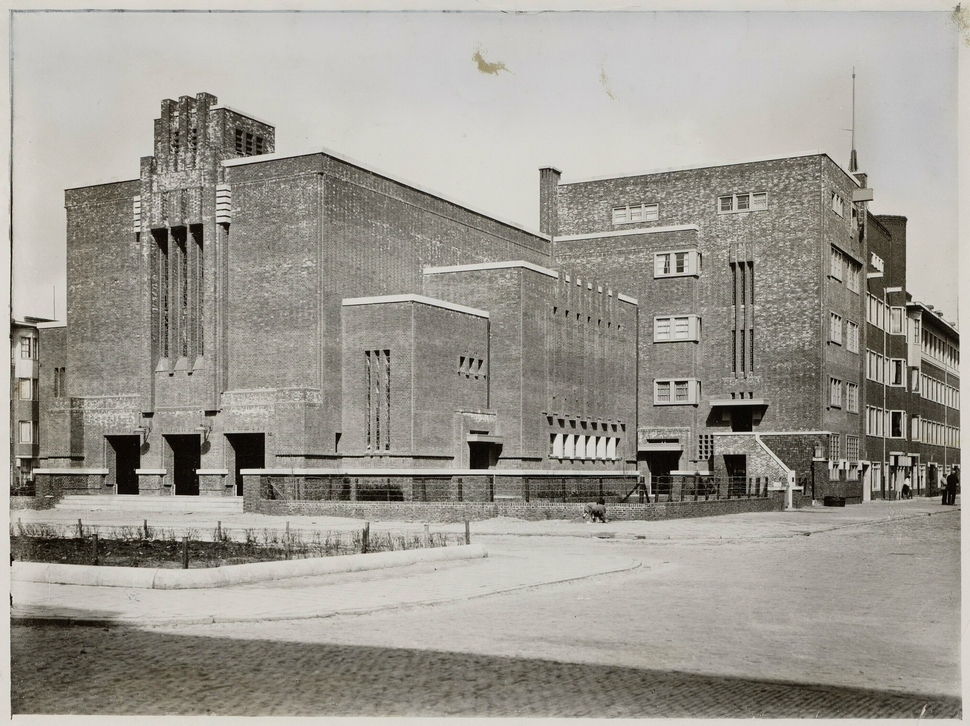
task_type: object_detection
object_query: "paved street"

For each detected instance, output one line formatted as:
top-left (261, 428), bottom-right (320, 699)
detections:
top-left (10, 499), bottom-right (961, 717)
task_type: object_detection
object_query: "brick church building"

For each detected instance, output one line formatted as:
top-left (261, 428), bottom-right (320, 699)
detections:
top-left (31, 92), bottom-right (958, 505)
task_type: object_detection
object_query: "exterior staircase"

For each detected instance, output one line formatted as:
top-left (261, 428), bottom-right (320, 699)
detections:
top-left (53, 495), bottom-right (243, 514)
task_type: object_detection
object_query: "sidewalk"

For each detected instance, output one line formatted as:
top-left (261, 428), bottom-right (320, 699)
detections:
top-left (10, 497), bottom-right (955, 627)
top-left (12, 495), bottom-right (954, 541)
top-left (11, 536), bottom-right (641, 626)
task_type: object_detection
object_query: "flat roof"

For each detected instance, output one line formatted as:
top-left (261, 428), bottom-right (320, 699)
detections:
top-left (908, 301), bottom-right (960, 337)
top-left (423, 260), bottom-right (559, 279)
top-left (342, 294), bottom-right (489, 319)
top-left (555, 224), bottom-right (699, 242)
top-left (224, 146), bottom-right (551, 243)
top-left (210, 105), bottom-right (275, 128)
top-left (559, 150), bottom-right (862, 189)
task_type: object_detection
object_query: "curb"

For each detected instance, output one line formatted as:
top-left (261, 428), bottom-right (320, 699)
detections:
top-left (12, 558), bottom-right (642, 628)
top-left (11, 543), bottom-right (487, 590)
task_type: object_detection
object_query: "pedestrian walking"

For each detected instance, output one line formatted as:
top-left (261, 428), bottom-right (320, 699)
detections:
top-left (901, 475), bottom-right (912, 500)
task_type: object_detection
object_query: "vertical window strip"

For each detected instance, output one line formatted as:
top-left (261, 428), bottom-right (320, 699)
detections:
top-left (383, 349), bottom-right (391, 451)
top-left (365, 351), bottom-right (372, 450)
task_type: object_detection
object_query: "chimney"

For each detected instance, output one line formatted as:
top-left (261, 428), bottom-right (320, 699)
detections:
top-left (539, 167), bottom-right (561, 237)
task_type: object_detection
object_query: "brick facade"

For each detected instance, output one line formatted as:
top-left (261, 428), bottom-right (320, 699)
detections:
top-left (30, 92), bottom-right (957, 510)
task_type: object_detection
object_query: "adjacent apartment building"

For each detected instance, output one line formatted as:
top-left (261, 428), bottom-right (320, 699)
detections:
top-left (546, 154), bottom-right (959, 502)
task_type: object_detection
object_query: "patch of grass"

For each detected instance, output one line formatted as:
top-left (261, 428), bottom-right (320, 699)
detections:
top-left (10, 526), bottom-right (465, 568)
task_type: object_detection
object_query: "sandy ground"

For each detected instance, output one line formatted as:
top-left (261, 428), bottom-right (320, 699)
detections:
top-left (10, 506), bottom-right (960, 717)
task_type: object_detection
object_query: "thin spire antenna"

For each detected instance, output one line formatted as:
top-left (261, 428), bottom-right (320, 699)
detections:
top-left (849, 68), bottom-right (859, 173)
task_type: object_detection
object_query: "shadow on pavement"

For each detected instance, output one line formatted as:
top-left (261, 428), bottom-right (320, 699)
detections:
top-left (12, 622), bottom-right (961, 718)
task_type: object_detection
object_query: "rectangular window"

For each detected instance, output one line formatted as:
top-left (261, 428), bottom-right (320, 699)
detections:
top-left (830, 433), bottom-right (841, 459)
top-left (889, 410), bottom-right (905, 439)
top-left (890, 307), bottom-right (905, 335)
top-left (830, 248), bottom-right (843, 280)
top-left (551, 433), bottom-right (564, 458)
top-left (846, 321), bottom-right (859, 353)
top-left (613, 203), bottom-right (658, 225)
top-left (830, 378), bottom-right (842, 408)
top-left (867, 350), bottom-right (886, 384)
top-left (846, 435), bottom-right (860, 461)
top-left (654, 315), bottom-right (700, 342)
top-left (673, 317), bottom-right (690, 338)
top-left (846, 259), bottom-right (861, 293)
top-left (654, 379), bottom-right (699, 406)
top-left (20, 336), bottom-right (36, 359)
top-left (846, 382), bottom-right (859, 413)
top-left (911, 415), bottom-right (921, 442)
top-left (867, 406), bottom-right (882, 436)
top-left (889, 359), bottom-right (905, 387)
top-left (18, 378), bottom-right (35, 401)
top-left (19, 421), bottom-right (34, 444)
top-left (832, 192), bottom-right (845, 217)
top-left (654, 250), bottom-right (699, 278)
top-left (719, 192), bottom-right (768, 213)
top-left (697, 433), bottom-right (714, 460)
top-left (830, 313), bottom-right (843, 344)
top-left (235, 128), bottom-right (245, 155)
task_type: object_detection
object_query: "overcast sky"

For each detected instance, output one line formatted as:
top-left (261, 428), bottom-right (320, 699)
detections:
top-left (9, 9), bottom-right (961, 325)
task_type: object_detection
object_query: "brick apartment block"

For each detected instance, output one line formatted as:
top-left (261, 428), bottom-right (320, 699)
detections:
top-left (25, 93), bottom-right (958, 505)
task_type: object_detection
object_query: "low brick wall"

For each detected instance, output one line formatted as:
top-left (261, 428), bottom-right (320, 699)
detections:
top-left (254, 494), bottom-right (783, 523)
top-left (33, 474), bottom-right (109, 509)
top-left (9, 496), bottom-right (40, 511)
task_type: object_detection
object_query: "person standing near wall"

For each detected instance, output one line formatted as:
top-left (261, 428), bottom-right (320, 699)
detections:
top-left (944, 467), bottom-right (959, 505)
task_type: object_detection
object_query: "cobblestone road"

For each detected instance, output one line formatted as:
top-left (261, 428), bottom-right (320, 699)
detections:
top-left (11, 507), bottom-right (961, 717)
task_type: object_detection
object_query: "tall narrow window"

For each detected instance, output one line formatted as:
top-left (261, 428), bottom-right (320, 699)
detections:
top-left (176, 229), bottom-right (189, 358)
top-left (18, 379), bottom-right (35, 401)
top-left (365, 350), bottom-right (391, 452)
top-left (731, 261), bottom-right (755, 374)
top-left (190, 225), bottom-right (204, 357)
top-left (830, 313), bottom-right (843, 344)
top-left (153, 230), bottom-right (170, 359)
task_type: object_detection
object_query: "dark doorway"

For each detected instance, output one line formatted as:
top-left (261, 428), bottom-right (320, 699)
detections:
top-left (644, 451), bottom-right (681, 497)
top-left (469, 442), bottom-right (500, 469)
top-left (107, 436), bottom-right (140, 494)
top-left (167, 435), bottom-right (201, 496)
top-left (227, 433), bottom-right (265, 496)
top-left (730, 408), bottom-right (753, 432)
top-left (724, 454), bottom-right (747, 496)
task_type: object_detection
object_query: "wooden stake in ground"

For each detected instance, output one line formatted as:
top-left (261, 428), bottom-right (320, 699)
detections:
top-left (182, 536), bottom-right (189, 569)
top-left (465, 519), bottom-right (471, 545)
top-left (77, 519), bottom-right (83, 538)
top-left (362, 522), bottom-right (370, 554)
top-left (423, 523), bottom-right (430, 548)
top-left (91, 534), bottom-right (99, 566)
top-left (143, 519), bottom-right (149, 540)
